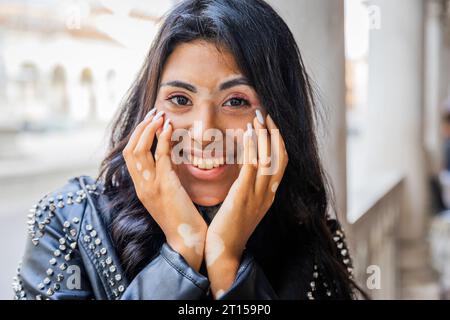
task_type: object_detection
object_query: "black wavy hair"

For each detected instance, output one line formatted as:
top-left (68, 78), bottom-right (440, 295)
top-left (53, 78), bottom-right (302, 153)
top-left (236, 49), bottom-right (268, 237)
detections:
top-left (98, 0), bottom-right (365, 299)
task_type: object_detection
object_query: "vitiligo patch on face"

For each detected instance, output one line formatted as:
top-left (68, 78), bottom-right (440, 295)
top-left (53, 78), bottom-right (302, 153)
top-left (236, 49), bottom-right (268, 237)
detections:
top-left (136, 162), bottom-right (143, 172)
top-left (271, 181), bottom-right (279, 193)
top-left (206, 232), bottom-right (225, 267)
top-left (177, 224), bottom-right (203, 255)
top-left (143, 170), bottom-right (151, 181)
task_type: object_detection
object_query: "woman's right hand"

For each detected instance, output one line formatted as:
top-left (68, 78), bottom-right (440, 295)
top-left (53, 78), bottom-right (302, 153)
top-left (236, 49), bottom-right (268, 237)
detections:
top-left (123, 108), bottom-right (207, 271)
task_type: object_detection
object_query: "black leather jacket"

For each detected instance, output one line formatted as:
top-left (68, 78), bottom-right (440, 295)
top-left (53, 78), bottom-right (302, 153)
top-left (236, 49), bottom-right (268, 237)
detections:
top-left (12, 175), bottom-right (353, 300)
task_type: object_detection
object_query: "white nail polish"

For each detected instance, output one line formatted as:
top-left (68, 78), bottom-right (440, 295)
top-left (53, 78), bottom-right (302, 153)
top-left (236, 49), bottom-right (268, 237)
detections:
top-left (255, 109), bottom-right (264, 125)
top-left (163, 118), bottom-right (171, 131)
top-left (152, 110), bottom-right (165, 122)
top-left (144, 108), bottom-right (157, 120)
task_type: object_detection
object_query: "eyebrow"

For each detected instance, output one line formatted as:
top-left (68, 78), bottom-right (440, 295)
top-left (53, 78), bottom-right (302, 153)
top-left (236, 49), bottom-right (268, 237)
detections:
top-left (159, 76), bottom-right (251, 93)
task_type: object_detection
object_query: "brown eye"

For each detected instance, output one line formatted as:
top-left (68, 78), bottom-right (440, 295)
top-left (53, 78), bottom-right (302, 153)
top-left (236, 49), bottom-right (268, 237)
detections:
top-left (223, 97), bottom-right (250, 108)
top-left (169, 95), bottom-right (192, 106)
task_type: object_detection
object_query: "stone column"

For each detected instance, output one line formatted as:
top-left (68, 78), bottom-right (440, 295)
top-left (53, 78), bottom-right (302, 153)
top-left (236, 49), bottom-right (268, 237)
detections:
top-left (424, 0), bottom-right (446, 176)
top-left (365, 0), bottom-right (439, 299)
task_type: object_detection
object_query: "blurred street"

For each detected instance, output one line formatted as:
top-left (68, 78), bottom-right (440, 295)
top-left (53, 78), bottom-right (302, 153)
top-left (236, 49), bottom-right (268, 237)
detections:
top-left (0, 128), bottom-right (104, 299)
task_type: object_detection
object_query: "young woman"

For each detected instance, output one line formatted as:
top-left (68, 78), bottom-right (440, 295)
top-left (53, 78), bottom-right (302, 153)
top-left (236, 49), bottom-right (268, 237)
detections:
top-left (13, 0), bottom-right (361, 300)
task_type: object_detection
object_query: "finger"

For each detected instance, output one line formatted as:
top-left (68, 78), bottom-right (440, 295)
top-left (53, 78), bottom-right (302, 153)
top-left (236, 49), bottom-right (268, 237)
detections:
top-left (238, 122), bottom-right (257, 188)
top-left (123, 109), bottom-right (158, 184)
top-left (266, 114), bottom-right (288, 196)
top-left (156, 127), bottom-right (162, 139)
top-left (266, 113), bottom-right (287, 159)
top-left (253, 111), bottom-right (271, 195)
top-left (248, 124), bottom-right (258, 170)
top-left (253, 111), bottom-right (271, 168)
top-left (123, 108), bottom-right (156, 153)
top-left (154, 110), bottom-right (166, 140)
top-left (155, 117), bottom-right (174, 174)
top-left (135, 110), bottom-right (165, 167)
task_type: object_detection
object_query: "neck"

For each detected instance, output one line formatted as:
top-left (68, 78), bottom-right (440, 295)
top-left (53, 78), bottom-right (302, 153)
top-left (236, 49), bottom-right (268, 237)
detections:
top-left (196, 203), bottom-right (221, 225)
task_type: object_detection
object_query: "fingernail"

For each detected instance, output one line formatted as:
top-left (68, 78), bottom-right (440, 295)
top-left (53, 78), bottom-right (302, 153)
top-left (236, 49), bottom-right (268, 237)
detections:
top-left (255, 109), bottom-right (264, 125)
top-left (144, 108), bottom-right (157, 120)
top-left (152, 110), bottom-right (165, 122)
top-left (163, 118), bottom-right (171, 131)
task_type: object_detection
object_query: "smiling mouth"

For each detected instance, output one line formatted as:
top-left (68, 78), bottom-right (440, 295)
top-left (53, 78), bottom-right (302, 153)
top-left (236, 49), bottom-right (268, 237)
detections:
top-left (180, 150), bottom-right (228, 180)
top-left (180, 147), bottom-right (226, 169)
top-left (190, 155), bottom-right (225, 170)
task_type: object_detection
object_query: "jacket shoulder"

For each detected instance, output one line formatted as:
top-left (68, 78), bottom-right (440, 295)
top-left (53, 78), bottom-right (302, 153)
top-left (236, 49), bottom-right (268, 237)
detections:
top-left (13, 175), bottom-right (104, 300)
top-left (25, 175), bottom-right (102, 247)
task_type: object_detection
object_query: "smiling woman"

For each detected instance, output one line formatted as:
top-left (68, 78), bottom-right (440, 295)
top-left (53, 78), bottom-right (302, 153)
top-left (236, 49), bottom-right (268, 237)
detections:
top-left (13, 0), bottom-right (366, 300)
top-left (155, 40), bottom-right (261, 207)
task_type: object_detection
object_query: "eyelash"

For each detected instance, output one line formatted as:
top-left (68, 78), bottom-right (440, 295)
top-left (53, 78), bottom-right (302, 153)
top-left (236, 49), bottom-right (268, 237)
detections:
top-left (166, 95), bottom-right (251, 108)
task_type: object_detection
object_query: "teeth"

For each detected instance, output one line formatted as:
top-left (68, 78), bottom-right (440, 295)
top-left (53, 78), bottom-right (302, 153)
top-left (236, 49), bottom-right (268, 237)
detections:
top-left (198, 158), bottom-right (206, 169)
top-left (191, 155), bottom-right (225, 170)
top-left (206, 159), bottom-right (213, 169)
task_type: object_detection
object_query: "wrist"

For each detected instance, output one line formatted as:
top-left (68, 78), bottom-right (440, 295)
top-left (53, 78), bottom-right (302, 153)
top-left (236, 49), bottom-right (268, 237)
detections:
top-left (206, 253), bottom-right (241, 297)
top-left (206, 247), bottom-right (241, 270)
top-left (167, 231), bottom-right (206, 272)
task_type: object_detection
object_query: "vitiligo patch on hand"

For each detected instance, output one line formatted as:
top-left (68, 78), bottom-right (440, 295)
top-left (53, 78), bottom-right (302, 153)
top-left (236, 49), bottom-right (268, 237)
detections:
top-left (177, 224), bottom-right (203, 255)
top-left (143, 170), bottom-right (151, 181)
top-left (271, 181), bottom-right (279, 193)
top-left (216, 289), bottom-right (225, 299)
top-left (206, 233), bottom-right (225, 266)
top-left (136, 162), bottom-right (143, 172)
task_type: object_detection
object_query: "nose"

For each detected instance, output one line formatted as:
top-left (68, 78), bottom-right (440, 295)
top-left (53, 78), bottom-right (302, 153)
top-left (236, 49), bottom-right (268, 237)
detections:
top-left (189, 105), bottom-right (222, 150)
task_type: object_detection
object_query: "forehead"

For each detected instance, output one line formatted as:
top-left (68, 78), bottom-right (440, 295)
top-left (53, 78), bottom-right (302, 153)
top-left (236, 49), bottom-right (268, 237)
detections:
top-left (160, 40), bottom-right (243, 90)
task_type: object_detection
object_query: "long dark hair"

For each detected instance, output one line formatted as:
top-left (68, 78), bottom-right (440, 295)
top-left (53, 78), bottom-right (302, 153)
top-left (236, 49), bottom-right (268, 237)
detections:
top-left (98, 0), bottom-right (364, 299)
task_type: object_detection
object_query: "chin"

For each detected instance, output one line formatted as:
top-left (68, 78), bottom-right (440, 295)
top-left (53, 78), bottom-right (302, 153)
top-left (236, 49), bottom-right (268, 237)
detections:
top-left (192, 195), bottom-right (224, 206)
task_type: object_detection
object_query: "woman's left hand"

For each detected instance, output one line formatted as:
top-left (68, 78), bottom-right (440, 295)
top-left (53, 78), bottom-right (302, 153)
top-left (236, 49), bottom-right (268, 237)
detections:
top-left (205, 112), bottom-right (289, 299)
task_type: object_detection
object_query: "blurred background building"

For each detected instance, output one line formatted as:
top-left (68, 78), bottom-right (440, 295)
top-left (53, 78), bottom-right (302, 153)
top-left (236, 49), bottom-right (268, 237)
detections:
top-left (1, 0), bottom-right (450, 299)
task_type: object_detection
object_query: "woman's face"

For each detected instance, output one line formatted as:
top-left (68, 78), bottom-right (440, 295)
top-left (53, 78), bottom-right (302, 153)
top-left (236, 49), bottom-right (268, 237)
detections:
top-left (155, 39), bottom-right (266, 206)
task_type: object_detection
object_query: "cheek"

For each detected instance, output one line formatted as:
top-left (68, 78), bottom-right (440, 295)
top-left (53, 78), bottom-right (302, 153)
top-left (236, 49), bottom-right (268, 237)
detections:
top-left (221, 110), bottom-right (256, 127)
